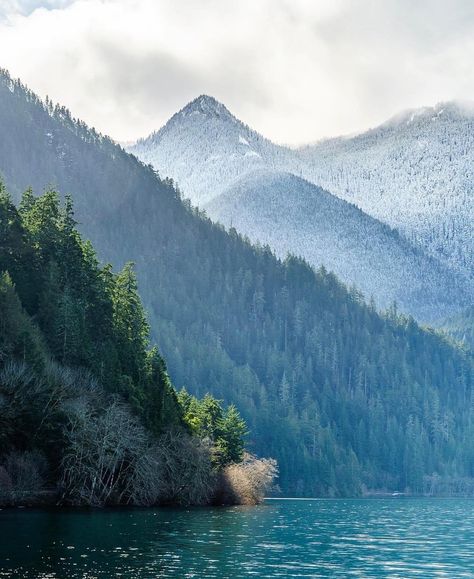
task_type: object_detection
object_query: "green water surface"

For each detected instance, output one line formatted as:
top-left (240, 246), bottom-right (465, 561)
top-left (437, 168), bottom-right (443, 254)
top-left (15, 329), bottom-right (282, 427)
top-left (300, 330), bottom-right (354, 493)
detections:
top-left (0, 498), bottom-right (473, 577)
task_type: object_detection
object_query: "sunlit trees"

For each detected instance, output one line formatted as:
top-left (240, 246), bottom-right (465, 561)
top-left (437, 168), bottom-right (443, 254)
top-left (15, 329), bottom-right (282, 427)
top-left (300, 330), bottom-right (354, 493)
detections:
top-left (0, 184), bottom-right (272, 506)
top-left (216, 453), bottom-right (279, 505)
top-left (178, 390), bottom-right (248, 467)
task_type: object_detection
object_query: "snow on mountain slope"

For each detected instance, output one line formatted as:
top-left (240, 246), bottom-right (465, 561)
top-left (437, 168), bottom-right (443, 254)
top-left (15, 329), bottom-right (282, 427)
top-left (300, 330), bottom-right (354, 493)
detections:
top-left (205, 169), bottom-right (470, 321)
top-left (129, 97), bottom-right (473, 321)
top-left (297, 102), bottom-right (474, 279)
top-left (129, 95), bottom-right (286, 205)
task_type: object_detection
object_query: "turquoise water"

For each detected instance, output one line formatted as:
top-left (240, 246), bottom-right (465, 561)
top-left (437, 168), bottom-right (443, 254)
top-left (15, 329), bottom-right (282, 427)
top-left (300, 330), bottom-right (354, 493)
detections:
top-left (0, 498), bottom-right (473, 577)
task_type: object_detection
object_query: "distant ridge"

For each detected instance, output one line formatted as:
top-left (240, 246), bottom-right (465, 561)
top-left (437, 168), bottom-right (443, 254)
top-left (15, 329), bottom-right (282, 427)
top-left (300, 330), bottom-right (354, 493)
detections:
top-left (298, 100), bottom-right (474, 281)
top-left (129, 96), bottom-right (473, 322)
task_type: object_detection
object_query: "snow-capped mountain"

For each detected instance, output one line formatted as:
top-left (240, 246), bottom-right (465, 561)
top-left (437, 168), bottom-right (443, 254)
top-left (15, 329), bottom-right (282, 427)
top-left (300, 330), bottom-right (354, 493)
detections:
top-left (129, 95), bottom-right (286, 205)
top-left (297, 102), bottom-right (474, 279)
top-left (129, 97), bottom-right (473, 322)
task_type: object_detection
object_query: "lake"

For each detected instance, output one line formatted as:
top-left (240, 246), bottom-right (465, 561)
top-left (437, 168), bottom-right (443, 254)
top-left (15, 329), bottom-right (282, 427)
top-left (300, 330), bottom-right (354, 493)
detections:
top-left (0, 498), bottom-right (473, 577)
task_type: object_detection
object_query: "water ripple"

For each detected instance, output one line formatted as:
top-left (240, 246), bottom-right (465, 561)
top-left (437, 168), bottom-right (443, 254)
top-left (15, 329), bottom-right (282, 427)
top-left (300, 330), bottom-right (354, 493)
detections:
top-left (1, 499), bottom-right (474, 577)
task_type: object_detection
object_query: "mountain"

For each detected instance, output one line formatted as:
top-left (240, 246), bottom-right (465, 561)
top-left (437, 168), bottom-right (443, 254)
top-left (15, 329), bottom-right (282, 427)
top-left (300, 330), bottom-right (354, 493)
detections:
top-left (130, 97), bottom-right (472, 322)
top-left (205, 169), bottom-right (470, 321)
top-left (298, 102), bottom-right (474, 280)
top-left (1, 69), bottom-right (474, 496)
top-left (130, 94), bottom-right (284, 205)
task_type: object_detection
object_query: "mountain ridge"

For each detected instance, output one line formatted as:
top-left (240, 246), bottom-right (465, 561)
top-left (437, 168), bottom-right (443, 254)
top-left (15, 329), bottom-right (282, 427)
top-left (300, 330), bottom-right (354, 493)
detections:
top-left (1, 68), bottom-right (473, 496)
top-left (297, 101), bottom-right (474, 280)
top-left (204, 168), bottom-right (471, 321)
top-left (130, 96), bottom-right (473, 322)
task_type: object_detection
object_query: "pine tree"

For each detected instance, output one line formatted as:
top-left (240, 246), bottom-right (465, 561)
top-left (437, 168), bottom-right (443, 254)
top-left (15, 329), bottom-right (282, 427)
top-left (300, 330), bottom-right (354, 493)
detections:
top-left (112, 262), bottom-right (149, 384)
top-left (217, 405), bottom-right (247, 465)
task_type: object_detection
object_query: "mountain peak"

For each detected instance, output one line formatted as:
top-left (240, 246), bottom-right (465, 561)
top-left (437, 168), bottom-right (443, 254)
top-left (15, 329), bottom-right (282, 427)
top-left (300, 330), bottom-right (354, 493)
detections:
top-left (181, 94), bottom-right (232, 119)
top-left (382, 100), bottom-right (474, 129)
top-left (131, 94), bottom-right (237, 149)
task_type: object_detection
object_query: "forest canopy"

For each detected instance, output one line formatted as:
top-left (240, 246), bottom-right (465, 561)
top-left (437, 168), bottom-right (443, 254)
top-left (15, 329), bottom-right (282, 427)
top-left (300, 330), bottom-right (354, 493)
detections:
top-left (0, 184), bottom-right (276, 506)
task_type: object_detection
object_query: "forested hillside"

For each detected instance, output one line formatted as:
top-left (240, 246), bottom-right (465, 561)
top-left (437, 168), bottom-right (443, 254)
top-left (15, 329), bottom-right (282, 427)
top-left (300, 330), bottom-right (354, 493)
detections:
top-left (130, 94), bottom-right (282, 205)
top-left (130, 95), bottom-right (471, 322)
top-left (0, 186), bottom-right (270, 506)
top-left (442, 307), bottom-right (474, 352)
top-left (205, 169), bottom-right (469, 321)
top-left (1, 69), bottom-right (473, 496)
top-left (298, 102), bottom-right (474, 280)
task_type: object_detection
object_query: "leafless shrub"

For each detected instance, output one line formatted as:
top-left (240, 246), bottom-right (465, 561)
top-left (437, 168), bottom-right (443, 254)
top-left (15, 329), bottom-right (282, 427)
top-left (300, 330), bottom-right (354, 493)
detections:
top-left (129, 446), bottom-right (162, 506)
top-left (0, 361), bottom-right (47, 443)
top-left (216, 453), bottom-right (278, 505)
top-left (45, 361), bottom-right (101, 399)
top-left (0, 360), bottom-right (69, 441)
top-left (0, 465), bottom-right (13, 500)
top-left (1, 359), bottom-right (275, 508)
top-left (60, 398), bottom-right (149, 506)
top-left (0, 361), bottom-right (37, 434)
top-left (132, 430), bottom-right (215, 506)
top-left (60, 394), bottom-right (216, 507)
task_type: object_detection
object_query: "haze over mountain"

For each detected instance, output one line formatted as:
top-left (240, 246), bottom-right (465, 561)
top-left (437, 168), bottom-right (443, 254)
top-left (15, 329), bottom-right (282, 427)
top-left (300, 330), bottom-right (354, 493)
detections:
top-left (298, 102), bottom-right (474, 280)
top-left (130, 95), bottom-right (282, 205)
top-left (1, 69), bottom-right (473, 496)
top-left (205, 169), bottom-right (470, 321)
top-left (130, 96), bottom-right (473, 322)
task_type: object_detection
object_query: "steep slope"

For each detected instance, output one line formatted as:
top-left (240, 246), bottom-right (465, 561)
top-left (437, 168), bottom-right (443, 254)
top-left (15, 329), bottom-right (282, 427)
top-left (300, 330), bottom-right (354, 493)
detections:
top-left (205, 169), bottom-right (470, 321)
top-left (298, 102), bottom-right (474, 279)
top-left (0, 188), bottom-right (260, 507)
top-left (130, 96), bottom-right (472, 322)
top-left (129, 94), bottom-right (285, 205)
top-left (1, 69), bottom-right (473, 496)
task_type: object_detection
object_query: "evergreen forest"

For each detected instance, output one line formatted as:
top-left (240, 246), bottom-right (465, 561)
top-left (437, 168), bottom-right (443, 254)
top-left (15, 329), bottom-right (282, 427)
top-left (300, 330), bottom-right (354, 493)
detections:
top-left (0, 69), bottom-right (473, 496)
top-left (0, 185), bottom-right (273, 506)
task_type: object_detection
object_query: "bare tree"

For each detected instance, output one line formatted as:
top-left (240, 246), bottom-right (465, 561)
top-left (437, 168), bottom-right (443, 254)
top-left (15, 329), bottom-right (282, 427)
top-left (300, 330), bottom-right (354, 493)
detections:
top-left (1, 359), bottom-right (276, 508)
top-left (132, 431), bottom-right (215, 506)
top-left (1, 450), bottom-right (47, 501)
top-left (0, 465), bottom-right (13, 503)
top-left (60, 398), bottom-right (148, 506)
top-left (216, 453), bottom-right (278, 505)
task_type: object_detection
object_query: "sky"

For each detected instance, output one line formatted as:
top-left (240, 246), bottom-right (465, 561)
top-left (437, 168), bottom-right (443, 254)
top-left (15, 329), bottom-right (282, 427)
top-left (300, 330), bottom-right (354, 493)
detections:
top-left (1, 0), bottom-right (474, 145)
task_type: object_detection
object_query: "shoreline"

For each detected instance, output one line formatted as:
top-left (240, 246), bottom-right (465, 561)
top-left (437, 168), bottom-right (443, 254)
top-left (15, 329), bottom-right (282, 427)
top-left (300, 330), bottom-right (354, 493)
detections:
top-left (4, 493), bottom-right (474, 512)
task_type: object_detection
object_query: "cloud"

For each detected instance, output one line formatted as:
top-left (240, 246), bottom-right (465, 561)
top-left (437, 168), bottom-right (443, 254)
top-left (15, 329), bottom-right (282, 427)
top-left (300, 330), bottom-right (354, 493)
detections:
top-left (0, 0), bottom-right (77, 19)
top-left (0, 0), bottom-right (473, 144)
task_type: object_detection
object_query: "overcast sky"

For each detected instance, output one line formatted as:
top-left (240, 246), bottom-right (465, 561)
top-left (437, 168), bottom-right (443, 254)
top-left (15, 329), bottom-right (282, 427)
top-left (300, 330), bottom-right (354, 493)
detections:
top-left (1, 0), bottom-right (474, 144)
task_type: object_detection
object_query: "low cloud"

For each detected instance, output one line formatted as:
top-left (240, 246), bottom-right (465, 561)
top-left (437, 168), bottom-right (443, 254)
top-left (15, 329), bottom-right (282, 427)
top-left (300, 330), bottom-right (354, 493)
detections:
top-left (1, 0), bottom-right (473, 144)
